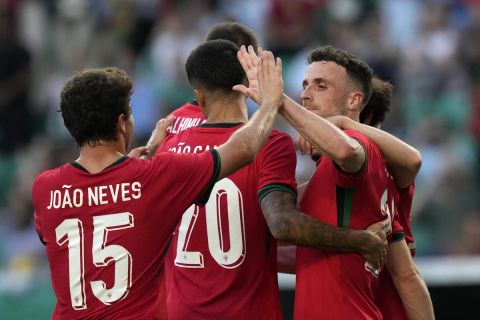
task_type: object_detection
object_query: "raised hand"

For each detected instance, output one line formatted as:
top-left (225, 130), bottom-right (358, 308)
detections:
top-left (257, 50), bottom-right (283, 109)
top-left (233, 45), bottom-right (261, 103)
top-left (141, 115), bottom-right (176, 159)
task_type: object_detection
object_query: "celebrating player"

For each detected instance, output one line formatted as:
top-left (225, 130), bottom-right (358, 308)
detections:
top-left (236, 45), bottom-right (432, 319)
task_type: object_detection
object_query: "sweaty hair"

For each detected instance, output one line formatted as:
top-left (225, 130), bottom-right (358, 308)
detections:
top-left (204, 21), bottom-right (258, 51)
top-left (60, 67), bottom-right (133, 147)
top-left (186, 39), bottom-right (246, 92)
top-left (359, 77), bottom-right (393, 127)
top-left (308, 46), bottom-right (373, 106)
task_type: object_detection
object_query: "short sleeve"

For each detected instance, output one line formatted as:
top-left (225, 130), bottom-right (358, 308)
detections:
top-left (391, 207), bottom-right (405, 242)
top-left (335, 129), bottom-right (382, 189)
top-left (256, 132), bottom-right (297, 202)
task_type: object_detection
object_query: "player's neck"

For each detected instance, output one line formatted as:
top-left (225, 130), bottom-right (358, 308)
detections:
top-left (76, 141), bottom-right (126, 174)
top-left (204, 100), bottom-right (248, 124)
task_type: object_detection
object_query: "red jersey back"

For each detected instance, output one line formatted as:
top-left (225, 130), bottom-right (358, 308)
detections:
top-left (295, 130), bottom-right (400, 320)
top-left (32, 152), bottom-right (218, 320)
top-left (159, 123), bottom-right (297, 320)
top-left (375, 183), bottom-right (415, 320)
top-left (166, 101), bottom-right (205, 137)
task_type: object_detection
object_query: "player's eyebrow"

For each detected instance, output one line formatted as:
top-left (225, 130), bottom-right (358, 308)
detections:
top-left (303, 77), bottom-right (328, 89)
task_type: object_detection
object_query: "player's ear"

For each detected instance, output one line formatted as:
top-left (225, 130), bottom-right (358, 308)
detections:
top-left (117, 114), bottom-right (127, 134)
top-left (194, 88), bottom-right (205, 108)
top-left (347, 91), bottom-right (363, 115)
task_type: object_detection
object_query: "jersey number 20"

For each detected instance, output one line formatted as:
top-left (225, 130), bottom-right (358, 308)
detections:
top-left (175, 178), bottom-right (246, 269)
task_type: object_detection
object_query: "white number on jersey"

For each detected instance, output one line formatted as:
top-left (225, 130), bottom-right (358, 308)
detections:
top-left (175, 178), bottom-right (246, 269)
top-left (55, 212), bottom-right (134, 309)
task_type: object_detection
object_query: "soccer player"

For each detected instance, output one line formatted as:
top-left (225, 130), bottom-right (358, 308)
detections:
top-left (335, 77), bottom-right (433, 319)
top-left (165, 22), bottom-right (259, 138)
top-left (31, 60), bottom-right (285, 320)
top-left (158, 40), bottom-right (389, 320)
top-left (236, 45), bottom-right (429, 319)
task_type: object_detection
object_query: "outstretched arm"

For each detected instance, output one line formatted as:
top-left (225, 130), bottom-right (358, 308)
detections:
top-left (387, 240), bottom-right (435, 320)
top-left (328, 116), bottom-right (422, 188)
top-left (262, 190), bottom-right (389, 270)
top-left (216, 50), bottom-right (283, 180)
top-left (234, 45), bottom-right (365, 173)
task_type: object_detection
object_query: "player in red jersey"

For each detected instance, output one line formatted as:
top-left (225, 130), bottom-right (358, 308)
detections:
top-left (31, 58), bottom-right (286, 320)
top-left (158, 40), bottom-right (389, 320)
top-left (165, 22), bottom-right (259, 138)
top-left (355, 77), bottom-right (430, 319)
top-left (236, 46), bottom-right (432, 320)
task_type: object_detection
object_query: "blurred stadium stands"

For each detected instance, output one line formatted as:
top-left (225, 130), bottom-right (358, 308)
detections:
top-left (1, 0), bottom-right (480, 318)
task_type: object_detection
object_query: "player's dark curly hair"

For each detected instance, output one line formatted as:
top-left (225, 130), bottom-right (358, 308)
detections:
top-left (60, 67), bottom-right (133, 147)
top-left (308, 46), bottom-right (373, 106)
top-left (360, 77), bottom-right (393, 127)
top-left (204, 21), bottom-right (258, 51)
top-left (186, 39), bottom-right (246, 93)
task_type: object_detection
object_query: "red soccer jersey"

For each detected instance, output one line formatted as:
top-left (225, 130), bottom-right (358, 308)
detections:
top-left (295, 130), bottom-right (402, 320)
top-left (375, 183), bottom-right (415, 320)
top-left (32, 152), bottom-right (219, 320)
top-left (166, 101), bottom-right (206, 137)
top-left (158, 123), bottom-right (297, 320)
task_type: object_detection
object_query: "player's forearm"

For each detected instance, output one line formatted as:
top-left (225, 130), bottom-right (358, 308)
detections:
top-left (387, 241), bottom-right (435, 320)
top-left (340, 118), bottom-right (422, 188)
top-left (280, 95), bottom-right (364, 172)
top-left (392, 270), bottom-right (434, 320)
top-left (262, 191), bottom-right (371, 252)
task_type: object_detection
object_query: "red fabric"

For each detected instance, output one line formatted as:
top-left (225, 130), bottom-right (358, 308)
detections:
top-left (166, 102), bottom-right (205, 137)
top-left (295, 130), bottom-right (398, 320)
top-left (33, 152), bottom-right (215, 319)
top-left (160, 124), bottom-right (297, 320)
top-left (374, 184), bottom-right (415, 319)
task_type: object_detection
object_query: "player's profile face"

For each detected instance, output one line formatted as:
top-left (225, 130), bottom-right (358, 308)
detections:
top-left (300, 61), bottom-right (350, 118)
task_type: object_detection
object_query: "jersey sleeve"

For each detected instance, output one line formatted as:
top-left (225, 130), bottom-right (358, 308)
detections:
top-left (334, 129), bottom-right (381, 189)
top-left (31, 175), bottom-right (46, 245)
top-left (151, 149), bottom-right (220, 206)
top-left (256, 132), bottom-right (297, 202)
top-left (391, 208), bottom-right (405, 243)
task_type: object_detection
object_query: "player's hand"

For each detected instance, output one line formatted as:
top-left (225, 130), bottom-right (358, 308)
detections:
top-left (128, 146), bottom-right (149, 158)
top-left (362, 218), bottom-right (389, 270)
top-left (297, 135), bottom-right (313, 155)
top-left (233, 45), bottom-right (261, 104)
top-left (142, 115), bottom-right (176, 159)
top-left (257, 50), bottom-right (283, 108)
top-left (326, 115), bottom-right (350, 130)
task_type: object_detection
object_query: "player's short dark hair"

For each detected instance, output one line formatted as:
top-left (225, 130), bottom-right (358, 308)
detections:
top-left (360, 77), bottom-right (393, 127)
top-left (308, 46), bottom-right (373, 106)
top-left (204, 21), bottom-right (258, 51)
top-left (60, 67), bottom-right (133, 147)
top-left (186, 39), bottom-right (246, 93)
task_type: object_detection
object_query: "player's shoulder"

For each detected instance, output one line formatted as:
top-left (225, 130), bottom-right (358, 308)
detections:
top-left (169, 101), bottom-right (202, 116)
top-left (33, 163), bottom-right (70, 187)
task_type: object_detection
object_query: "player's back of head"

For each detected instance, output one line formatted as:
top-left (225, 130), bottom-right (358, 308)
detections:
top-left (204, 21), bottom-right (258, 51)
top-left (60, 67), bottom-right (132, 146)
top-left (360, 77), bottom-right (393, 127)
top-left (308, 46), bottom-right (373, 107)
top-left (186, 39), bottom-right (246, 95)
